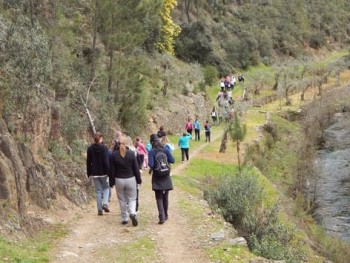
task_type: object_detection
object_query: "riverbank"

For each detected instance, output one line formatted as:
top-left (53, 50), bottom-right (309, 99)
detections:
top-left (313, 111), bottom-right (350, 241)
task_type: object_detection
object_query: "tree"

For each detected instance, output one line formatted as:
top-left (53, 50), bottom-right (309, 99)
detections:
top-left (228, 111), bottom-right (246, 172)
top-left (99, 0), bottom-right (161, 92)
top-left (183, 0), bottom-right (191, 23)
top-left (0, 15), bottom-right (52, 117)
top-left (158, 0), bottom-right (181, 55)
top-left (175, 21), bottom-right (212, 64)
top-left (90, 0), bottom-right (98, 81)
top-left (203, 65), bottom-right (218, 86)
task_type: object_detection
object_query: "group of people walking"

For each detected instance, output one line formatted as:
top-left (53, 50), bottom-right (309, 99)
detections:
top-left (86, 115), bottom-right (216, 225)
top-left (185, 118), bottom-right (211, 143)
top-left (86, 130), bottom-right (175, 226)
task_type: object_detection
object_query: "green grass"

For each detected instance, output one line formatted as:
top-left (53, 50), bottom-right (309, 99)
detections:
top-left (308, 223), bottom-right (350, 262)
top-left (0, 224), bottom-right (67, 263)
top-left (181, 159), bottom-right (237, 179)
top-left (207, 242), bottom-right (255, 263)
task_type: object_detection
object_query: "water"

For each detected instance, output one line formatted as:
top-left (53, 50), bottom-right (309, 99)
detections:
top-left (313, 112), bottom-right (350, 241)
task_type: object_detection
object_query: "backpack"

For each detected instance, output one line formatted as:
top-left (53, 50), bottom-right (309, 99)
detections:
top-left (153, 150), bottom-right (170, 176)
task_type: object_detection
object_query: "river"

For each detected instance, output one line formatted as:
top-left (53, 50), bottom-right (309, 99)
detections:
top-left (313, 112), bottom-right (350, 242)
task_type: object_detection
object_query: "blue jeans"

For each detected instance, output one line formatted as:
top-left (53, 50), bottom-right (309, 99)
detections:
top-left (195, 129), bottom-right (200, 141)
top-left (92, 176), bottom-right (110, 212)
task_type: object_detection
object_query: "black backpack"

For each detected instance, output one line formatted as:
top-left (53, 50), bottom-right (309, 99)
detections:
top-left (153, 150), bottom-right (170, 176)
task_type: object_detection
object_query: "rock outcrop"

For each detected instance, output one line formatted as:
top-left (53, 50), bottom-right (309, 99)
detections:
top-left (149, 92), bottom-right (213, 135)
top-left (0, 116), bottom-right (90, 232)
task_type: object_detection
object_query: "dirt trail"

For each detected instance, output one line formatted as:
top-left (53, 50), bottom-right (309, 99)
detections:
top-left (51, 136), bottom-right (221, 263)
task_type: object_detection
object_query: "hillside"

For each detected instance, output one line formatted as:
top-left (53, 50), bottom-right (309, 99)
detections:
top-left (1, 0), bottom-right (350, 262)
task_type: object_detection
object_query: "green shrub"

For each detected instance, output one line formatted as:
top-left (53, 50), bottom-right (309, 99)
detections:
top-left (205, 172), bottom-right (264, 228)
top-left (49, 141), bottom-right (69, 161)
top-left (181, 86), bottom-right (190, 96)
top-left (70, 139), bottom-right (88, 163)
top-left (174, 22), bottom-right (213, 64)
top-left (205, 172), bottom-right (304, 261)
top-left (60, 103), bottom-right (86, 144)
top-left (203, 65), bottom-right (218, 86)
top-left (309, 33), bottom-right (326, 50)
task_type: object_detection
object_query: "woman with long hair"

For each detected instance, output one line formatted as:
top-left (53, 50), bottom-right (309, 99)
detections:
top-left (148, 134), bottom-right (175, 224)
top-left (109, 136), bottom-right (142, 226)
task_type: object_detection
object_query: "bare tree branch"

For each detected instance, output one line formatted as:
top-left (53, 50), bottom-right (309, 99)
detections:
top-left (81, 77), bottom-right (97, 135)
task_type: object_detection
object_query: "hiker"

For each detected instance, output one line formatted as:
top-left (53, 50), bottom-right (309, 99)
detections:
top-left (157, 126), bottom-right (166, 138)
top-left (178, 132), bottom-right (192, 163)
top-left (146, 140), bottom-right (152, 153)
top-left (148, 134), bottom-right (175, 224)
top-left (193, 118), bottom-right (201, 141)
top-left (220, 80), bottom-right (225, 92)
top-left (109, 135), bottom-right (142, 226)
top-left (211, 107), bottom-right (217, 123)
top-left (86, 132), bottom-right (110, 216)
top-left (238, 74), bottom-right (245, 82)
top-left (224, 76), bottom-right (230, 90)
top-left (204, 120), bottom-right (211, 142)
top-left (135, 137), bottom-right (147, 170)
top-left (185, 118), bottom-right (193, 136)
top-left (160, 136), bottom-right (175, 153)
top-left (216, 90), bottom-right (224, 101)
top-left (115, 130), bottom-right (122, 142)
top-left (231, 75), bottom-right (236, 89)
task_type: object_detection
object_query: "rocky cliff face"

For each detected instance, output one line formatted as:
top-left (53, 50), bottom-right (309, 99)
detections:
top-left (0, 109), bottom-right (91, 236)
top-left (148, 92), bottom-right (213, 135)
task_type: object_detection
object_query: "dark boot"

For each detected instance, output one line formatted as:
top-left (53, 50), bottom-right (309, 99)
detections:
top-left (163, 193), bottom-right (169, 220)
top-left (156, 199), bottom-right (166, 224)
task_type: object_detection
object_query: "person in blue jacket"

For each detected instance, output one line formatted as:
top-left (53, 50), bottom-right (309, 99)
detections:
top-left (193, 119), bottom-right (201, 141)
top-left (178, 132), bottom-right (192, 163)
top-left (148, 134), bottom-right (175, 224)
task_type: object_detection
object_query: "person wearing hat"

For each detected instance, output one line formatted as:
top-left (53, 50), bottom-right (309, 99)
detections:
top-left (109, 135), bottom-right (142, 226)
top-left (148, 134), bottom-right (175, 224)
top-left (86, 132), bottom-right (110, 216)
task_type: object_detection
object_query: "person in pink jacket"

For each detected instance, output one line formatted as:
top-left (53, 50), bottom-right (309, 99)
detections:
top-left (135, 137), bottom-right (148, 169)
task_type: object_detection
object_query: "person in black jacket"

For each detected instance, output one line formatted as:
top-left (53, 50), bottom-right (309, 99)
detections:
top-left (157, 125), bottom-right (166, 138)
top-left (148, 134), bottom-right (175, 224)
top-left (86, 132), bottom-right (110, 216)
top-left (109, 136), bottom-right (142, 226)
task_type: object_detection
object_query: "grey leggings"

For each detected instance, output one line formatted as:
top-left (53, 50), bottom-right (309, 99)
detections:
top-left (115, 177), bottom-right (137, 221)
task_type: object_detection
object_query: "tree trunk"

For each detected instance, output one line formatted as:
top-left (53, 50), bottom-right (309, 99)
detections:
top-left (219, 129), bottom-right (228, 153)
top-left (107, 47), bottom-right (114, 93)
top-left (194, 0), bottom-right (199, 21)
top-left (82, 78), bottom-right (97, 135)
top-left (49, 0), bottom-right (58, 62)
top-left (237, 140), bottom-right (241, 172)
top-left (29, 0), bottom-right (34, 27)
top-left (185, 0), bottom-right (191, 23)
top-left (90, 0), bottom-right (98, 81)
top-left (285, 87), bottom-right (289, 105)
